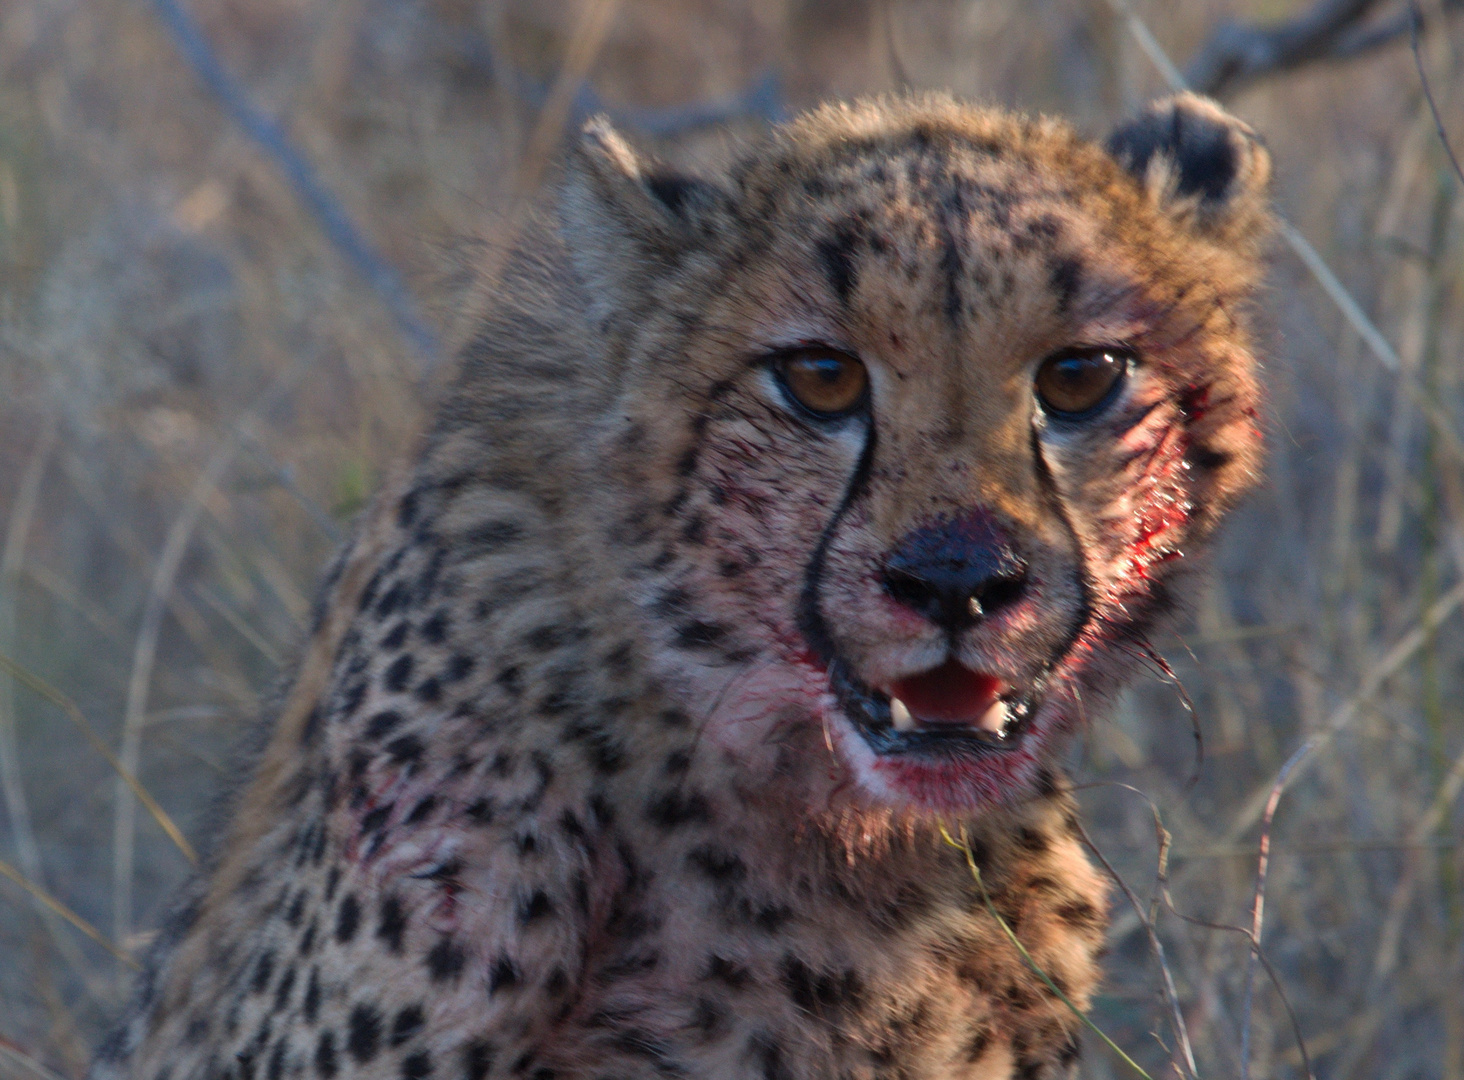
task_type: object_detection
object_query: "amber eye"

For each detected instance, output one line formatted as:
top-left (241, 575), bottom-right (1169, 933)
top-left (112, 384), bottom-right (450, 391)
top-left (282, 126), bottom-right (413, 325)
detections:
top-left (773, 348), bottom-right (869, 418)
top-left (1034, 347), bottom-right (1131, 417)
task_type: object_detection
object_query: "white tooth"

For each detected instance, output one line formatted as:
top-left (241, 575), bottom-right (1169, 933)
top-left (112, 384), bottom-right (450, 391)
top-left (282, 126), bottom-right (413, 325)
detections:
top-left (891, 697), bottom-right (916, 732)
top-left (977, 699), bottom-right (1009, 735)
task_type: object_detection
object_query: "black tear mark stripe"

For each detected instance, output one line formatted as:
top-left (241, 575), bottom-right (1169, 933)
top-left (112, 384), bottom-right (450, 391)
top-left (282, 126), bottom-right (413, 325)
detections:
top-left (795, 422), bottom-right (879, 668)
top-left (1026, 423), bottom-right (1096, 677)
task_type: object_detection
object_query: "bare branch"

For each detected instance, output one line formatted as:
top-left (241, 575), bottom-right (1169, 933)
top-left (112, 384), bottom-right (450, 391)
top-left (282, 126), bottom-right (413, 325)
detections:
top-left (1185, 0), bottom-right (1459, 96)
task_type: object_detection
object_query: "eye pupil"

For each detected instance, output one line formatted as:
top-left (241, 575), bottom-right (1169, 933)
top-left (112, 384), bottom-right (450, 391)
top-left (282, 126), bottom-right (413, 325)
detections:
top-left (1035, 348), bottom-right (1129, 416)
top-left (774, 348), bottom-right (869, 418)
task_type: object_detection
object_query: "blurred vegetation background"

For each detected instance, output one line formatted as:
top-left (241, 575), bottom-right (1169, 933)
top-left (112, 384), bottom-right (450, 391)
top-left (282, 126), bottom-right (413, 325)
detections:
top-left (0, 0), bottom-right (1461, 1077)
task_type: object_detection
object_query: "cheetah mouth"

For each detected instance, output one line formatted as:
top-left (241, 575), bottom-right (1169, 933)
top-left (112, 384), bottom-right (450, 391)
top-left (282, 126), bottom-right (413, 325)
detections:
top-left (829, 658), bottom-right (1037, 758)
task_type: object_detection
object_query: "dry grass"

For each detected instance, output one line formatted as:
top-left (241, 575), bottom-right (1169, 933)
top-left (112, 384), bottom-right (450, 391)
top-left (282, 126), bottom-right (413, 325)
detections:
top-left (0, 0), bottom-right (1460, 1077)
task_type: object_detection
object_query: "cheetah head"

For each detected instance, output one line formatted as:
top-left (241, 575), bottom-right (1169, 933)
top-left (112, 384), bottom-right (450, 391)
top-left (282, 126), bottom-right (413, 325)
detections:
top-left (561, 94), bottom-right (1270, 815)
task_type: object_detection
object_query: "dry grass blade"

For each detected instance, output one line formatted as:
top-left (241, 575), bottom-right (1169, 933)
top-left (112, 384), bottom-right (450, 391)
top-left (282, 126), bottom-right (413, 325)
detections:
top-left (515, 0), bottom-right (622, 195)
top-left (0, 651), bottom-right (197, 868)
top-left (0, 1039), bottom-right (73, 1080)
top-left (0, 418), bottom-right (58, 906)
top-left (938, 823), bottom-right (1157, 1080)
top-left (112, 436), bottom-right (234, 942)
top-left (0, 858), bottom-right (138, 971)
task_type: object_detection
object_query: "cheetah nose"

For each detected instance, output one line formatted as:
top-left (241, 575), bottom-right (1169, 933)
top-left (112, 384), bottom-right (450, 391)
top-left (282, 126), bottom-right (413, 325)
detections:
top-left (880, 509), bottom-right (1029, 634)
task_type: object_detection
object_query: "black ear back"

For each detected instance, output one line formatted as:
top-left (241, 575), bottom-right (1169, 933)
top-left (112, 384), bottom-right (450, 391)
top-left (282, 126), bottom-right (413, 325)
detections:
top-left (1106, 93), bottom-right (1271, 243)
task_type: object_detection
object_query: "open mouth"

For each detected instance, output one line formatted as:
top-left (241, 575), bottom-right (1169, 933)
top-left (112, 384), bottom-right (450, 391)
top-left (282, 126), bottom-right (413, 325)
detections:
top-left (829, 657), bottom-right (1037, 759)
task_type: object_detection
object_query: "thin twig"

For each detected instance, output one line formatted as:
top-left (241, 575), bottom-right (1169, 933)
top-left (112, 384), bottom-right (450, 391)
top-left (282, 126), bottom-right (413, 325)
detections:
top-left (1410, 0), bottom-right (1464, 185)
top-left (149, 0), bottom-right (440, 363)
top-left (1239, 739), bottom-right (1312, 1080)
top-left (1073, 817), bottom-right (1200, 1079)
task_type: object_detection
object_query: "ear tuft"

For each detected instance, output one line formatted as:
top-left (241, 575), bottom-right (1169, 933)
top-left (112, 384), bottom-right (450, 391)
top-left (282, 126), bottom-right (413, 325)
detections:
top-left (1105, 93), bottom-right (1271, 244)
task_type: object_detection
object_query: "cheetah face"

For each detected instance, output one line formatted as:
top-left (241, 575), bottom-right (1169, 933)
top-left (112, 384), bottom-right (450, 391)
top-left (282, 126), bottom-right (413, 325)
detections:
top-left (566, 95), bottom-right (1270, 814)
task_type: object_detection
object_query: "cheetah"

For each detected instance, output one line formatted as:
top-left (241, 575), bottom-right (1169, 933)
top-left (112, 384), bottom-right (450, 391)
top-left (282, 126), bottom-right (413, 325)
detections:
top-left (92, 92), bottom-right (1271, 1080)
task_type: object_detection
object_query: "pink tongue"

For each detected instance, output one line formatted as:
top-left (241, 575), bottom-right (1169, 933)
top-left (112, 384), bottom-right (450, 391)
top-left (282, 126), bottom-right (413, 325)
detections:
top-left (890, 661), bottom-right (1006, 725)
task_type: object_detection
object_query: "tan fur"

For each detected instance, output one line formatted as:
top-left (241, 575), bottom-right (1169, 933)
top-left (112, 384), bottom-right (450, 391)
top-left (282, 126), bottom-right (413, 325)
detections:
top-left (93, 94), bottom-right (1270, 1080)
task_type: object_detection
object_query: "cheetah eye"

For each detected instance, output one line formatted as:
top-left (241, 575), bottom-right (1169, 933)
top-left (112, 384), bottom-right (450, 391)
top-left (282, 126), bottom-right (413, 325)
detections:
top-left (1034, 347), bottom-right (1132, 417)
top-left (772, 347), bottom-right (869, 419)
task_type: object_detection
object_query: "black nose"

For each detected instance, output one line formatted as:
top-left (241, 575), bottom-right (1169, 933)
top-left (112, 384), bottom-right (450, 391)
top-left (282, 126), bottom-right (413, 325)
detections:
top-left (880, 510), bottom-right (1029, 633)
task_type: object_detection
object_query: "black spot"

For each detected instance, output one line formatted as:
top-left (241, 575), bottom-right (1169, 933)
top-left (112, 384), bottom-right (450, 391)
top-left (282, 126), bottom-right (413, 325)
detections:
top-left (426, 938), bottom-right (467, 983)
top-left (444, 654), bottom-right (475, 682)
top-left (347, 1004), bottom-right (382, 1063)
top-left (335, 895), bottom-right (360, 944)
top-left (384, 654), bottom-right (414, 693)
top-left (266, 1038), bottom-right (286, 1080)
top-left (545, 967), bottom-right (569, 997)
top-left (705, 954), bottom-right (752, 989)
top-left (1033, 766), bottom-right (1059, 799)
top-left (659, 708), bottom-right (690, 729)
top-left (377, 896), bottom-right (408, 952)
top-left (495, 666), bottom-right (523, 698)
top-left (749, 1033), bottom-right (791, 1080)
top-left (303, 968), bottom-right (321, 1024)
top-left (360, 805), bottom-right (392, 833)
top-left (518, 890), bottom-right (555, 924)
top-left (397, 490), bottom-right (420, 528)
top-left (402, 1052), bottom-right (433, 1080)
top-left (963, 1024), bottom-right (993, 1062)
top-left (1047, 257), bottom-right (1083, 313)
top-left (272, 965), bottom-right (297, 1013)
top-left (589, 793), bottom-right (615, 826)
top-left (421, 609), bottom-right (450, 644)
top-left (1016, 827), bottom-right (1050, 855)
top-left (780, 955), bottom-right (864, 1015)
top-left (286, 890), bottom-right (308, 927)
top-left (415, 676), bottom-right (442, 703)
top-left (644, 171), bottom-right (717, 218)
top-left (381, 621), bottom-right (410, 650)
top-left (687, 845), bottom-right (746, 883)
top-left (664, 749), bottom-right (692, 775)
top-left (673, 620), bottom-right (727, 650)
top-left (313, 1031), bottom-right (338, 1079)
top-left (1056, 900), bottom-right (1103, 930)
top-left (646, 790), bottom-right (712, 829)
top-left (464, 798), bottom-right (494, 825)
top-left (251, 951), bottom-right (275, 996)
top-left (816, 221), bottom-right (862, 305)
top-left (463, 1042), bottom-right (493, 1080)
top-left (488, 955), bottom-right (519, 994)
top-left (376, 582), bottom-right (406, 618)
top-left (386, 734), bottom-right (425, 767)
top-left (337, 680), bottom-right (367, 719)
top-left (390, 1006), bottom-right (425, 1047)
top-left (364, 711), bottom-right (403, 745)
top-left (462, 521), bottom-right (522, 554)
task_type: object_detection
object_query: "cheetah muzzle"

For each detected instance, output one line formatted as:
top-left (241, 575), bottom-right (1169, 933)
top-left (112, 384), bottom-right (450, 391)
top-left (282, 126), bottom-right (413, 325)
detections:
top-left (94, 92), bottom-right (1271, 1080)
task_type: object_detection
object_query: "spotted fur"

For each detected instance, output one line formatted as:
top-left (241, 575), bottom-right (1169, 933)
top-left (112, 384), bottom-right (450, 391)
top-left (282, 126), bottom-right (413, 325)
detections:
top-left (92, 92), bottom-right (1270, 1080)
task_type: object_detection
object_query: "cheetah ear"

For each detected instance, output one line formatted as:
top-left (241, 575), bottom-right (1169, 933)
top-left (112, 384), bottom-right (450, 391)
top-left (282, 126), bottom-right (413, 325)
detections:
top-left (560, 118), bottom-right (728, 318)
top-left (1105, 92), bottom-right (1271, 246)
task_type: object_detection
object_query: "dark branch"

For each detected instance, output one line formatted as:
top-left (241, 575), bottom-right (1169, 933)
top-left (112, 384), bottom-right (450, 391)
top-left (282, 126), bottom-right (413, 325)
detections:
top-left (1185, 0), bottom-right (1460, 97)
